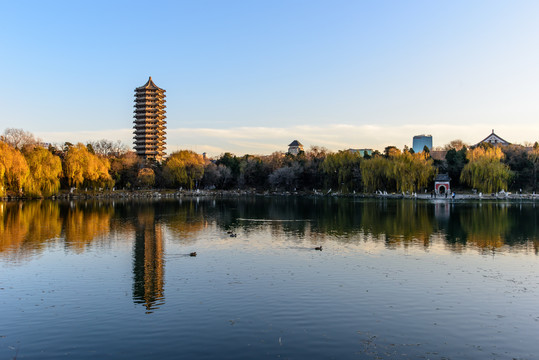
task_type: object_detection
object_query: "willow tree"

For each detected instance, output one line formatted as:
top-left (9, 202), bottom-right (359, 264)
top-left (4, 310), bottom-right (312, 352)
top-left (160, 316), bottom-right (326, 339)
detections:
top-left (0, 141), bottom-right (29, 195)
top-left (63, 143), bottom-right (88, 187)
top-left (321, 151), bottom-right (362, 192)
top-left (0, 161), bottom-right (5, 196)
top-left (23, 146), bottom-right (62, 197)
top-left (460, 147), bottom-right (512, 193)
top-left (360, 155), bottom-right (391, 192)
top-left (63, 143), bottom-right (113, 189)
top-left (85, 154), bottom-right (113, 189)
top-left (388, 151), bottom-right (436, 193)
top-left (164, 150), bottom-right (205, 189)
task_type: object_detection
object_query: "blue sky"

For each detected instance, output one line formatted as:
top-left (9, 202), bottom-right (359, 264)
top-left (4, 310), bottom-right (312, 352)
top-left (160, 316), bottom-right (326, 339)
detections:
top-left (2, 0), bottom-right (539, 156)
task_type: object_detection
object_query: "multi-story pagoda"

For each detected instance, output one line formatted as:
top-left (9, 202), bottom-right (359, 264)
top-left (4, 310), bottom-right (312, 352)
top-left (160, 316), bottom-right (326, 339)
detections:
top-left (133, 77), bottom-right (167, 162)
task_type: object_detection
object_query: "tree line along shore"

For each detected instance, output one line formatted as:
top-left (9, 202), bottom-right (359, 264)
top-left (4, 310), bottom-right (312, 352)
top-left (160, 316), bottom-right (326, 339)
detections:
top-left (1, 128), bottom-right (539, 200)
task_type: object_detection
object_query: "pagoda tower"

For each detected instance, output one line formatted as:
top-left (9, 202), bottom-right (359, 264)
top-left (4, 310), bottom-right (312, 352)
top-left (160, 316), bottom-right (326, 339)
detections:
top-left (133, 77), bottom-right (167, 162)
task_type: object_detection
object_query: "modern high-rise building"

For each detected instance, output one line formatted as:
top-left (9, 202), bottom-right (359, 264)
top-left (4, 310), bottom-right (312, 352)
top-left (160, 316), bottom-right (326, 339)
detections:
top-left (412, 134), bottom-right (432, 153)
top-left (133, 77), bottom-right (167, 162)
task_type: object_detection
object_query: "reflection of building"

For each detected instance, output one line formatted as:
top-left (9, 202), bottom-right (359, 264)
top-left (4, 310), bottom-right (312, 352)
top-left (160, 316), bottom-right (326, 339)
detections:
top-left (434, 202), bottom-right (450, 220)
top-left (288, 140), bottom-right (304, 155)
top-left (133, 77), bottom-right (167, 162)
top-left (413, 134), bottom-right (433, 153)
top-left (133, 207), bottom-right (165, 313)
top-left (476, 129), bottom-right (510, 147)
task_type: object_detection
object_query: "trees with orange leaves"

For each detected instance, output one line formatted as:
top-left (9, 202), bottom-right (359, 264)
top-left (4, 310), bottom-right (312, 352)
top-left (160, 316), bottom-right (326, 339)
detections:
top-left (23, 146), bottom-right (62, 197)
top-left (63, 143), bottom-right (113, 189)
top-left (0, 141), bottom-right (29, 195)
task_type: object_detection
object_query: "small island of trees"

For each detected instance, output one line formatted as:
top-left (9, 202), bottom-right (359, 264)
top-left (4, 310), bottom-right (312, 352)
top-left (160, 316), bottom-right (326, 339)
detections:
top-left (1, 128), bottom-right (538, 198)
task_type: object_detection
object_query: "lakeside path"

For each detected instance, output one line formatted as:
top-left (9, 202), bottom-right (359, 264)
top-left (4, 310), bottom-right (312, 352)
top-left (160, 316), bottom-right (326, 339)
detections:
top-left (2, 189), bottom-right (539, 202)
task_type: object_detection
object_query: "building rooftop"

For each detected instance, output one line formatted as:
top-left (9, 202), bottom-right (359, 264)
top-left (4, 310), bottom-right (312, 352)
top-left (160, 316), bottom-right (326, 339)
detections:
top-left (136, 76), bottom-right (165, 91)
top-left (288, 140), bottom-right (303, 147)
top-left (476, 129), bottom-right (510, 146)
top-left (435, 173), bottom-right (451, 182)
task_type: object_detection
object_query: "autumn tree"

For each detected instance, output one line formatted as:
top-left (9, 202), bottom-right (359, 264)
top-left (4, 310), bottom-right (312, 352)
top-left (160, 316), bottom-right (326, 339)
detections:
top-left (136, 168), bottom-right (155, 188)
top-left (388, 151), bottom-right (436, 193)
top-left (321, 151), bottom-right (362, 192)
top-left (109, 151), bottom-right (141, 189)
top-left (460, 147), bottom-right (512, 193)
top-left (164, 150), bottom-right (205, 189)
top-left (23, 146), bottom-right (62, 197)
top-left (361, 155), bottom-right (391, 192)
top-left (63, 143), bottom-right (113, 189)
top-left (0, 141), bottom-right (29, 195)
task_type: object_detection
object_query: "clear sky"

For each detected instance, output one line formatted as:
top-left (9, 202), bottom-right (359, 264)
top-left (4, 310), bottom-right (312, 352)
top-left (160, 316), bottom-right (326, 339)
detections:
top-left (2, 0), bottom-right (539, 156)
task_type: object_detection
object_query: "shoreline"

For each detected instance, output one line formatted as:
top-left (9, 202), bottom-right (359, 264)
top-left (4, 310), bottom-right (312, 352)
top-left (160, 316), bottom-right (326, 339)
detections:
top-left (1, 189), bottom-right (538, 202)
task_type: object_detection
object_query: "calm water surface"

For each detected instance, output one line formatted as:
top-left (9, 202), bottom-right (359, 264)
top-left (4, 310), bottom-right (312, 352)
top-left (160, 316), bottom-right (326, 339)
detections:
top-left (1, 197), bottom-right (538, 359)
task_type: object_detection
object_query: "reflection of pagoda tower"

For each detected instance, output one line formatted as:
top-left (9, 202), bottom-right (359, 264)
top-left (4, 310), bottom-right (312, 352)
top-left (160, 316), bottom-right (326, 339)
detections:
top-left (133, 77), bottom-right (167, 162)
top-left (133, 207), bottom-right (165, 313)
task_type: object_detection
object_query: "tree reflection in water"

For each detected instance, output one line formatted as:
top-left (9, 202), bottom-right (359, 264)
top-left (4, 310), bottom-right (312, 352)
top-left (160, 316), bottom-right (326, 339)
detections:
top-left (1, 197), bottom-right (538, 262)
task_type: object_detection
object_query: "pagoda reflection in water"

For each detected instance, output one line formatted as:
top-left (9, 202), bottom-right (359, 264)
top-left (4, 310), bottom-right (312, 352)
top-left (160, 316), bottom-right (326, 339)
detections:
top-left (132, 206), bottom-right (165, 313)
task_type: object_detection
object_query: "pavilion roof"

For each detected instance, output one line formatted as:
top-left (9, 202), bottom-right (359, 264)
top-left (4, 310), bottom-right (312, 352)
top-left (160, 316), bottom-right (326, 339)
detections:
top-left (434, 173), bottom-right (451, 182)
top-left (288, 140), bottom-right (303, 147)
top-left (136, 77), bottom-right (165, 91)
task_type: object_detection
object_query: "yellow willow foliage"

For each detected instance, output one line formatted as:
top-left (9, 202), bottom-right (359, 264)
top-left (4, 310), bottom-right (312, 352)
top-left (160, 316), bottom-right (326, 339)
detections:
top-left (0, 162), bottom-right (4, 196)
top-left (320, 151), bottom-right (362, 191)
top-left (63, 143), bottom-right (89, 187)
top-left (361, 153), bottom-right (435, 193)
top-left (23, 147), bottom-right (62, 197)
top-left (460, 147), bottom-right (511, 193)
top-left (0, 141), bottom-right (29, 194)
top-left (64, 144), bottom-right (113, 188)
top-left (388, 152), bottom-right (436, 193)
top-left (89, 155), bottom-right (113, 188)
top-left (361, 156), bottom-right (391, 192)
top-left (164, 150), bottom-right (205, 189)
top-left (466, 146), bottom-right (504, 162)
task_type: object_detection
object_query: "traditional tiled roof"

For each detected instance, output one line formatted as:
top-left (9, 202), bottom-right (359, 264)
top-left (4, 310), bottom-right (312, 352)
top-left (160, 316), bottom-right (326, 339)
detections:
top-left (476, 129), bottom-right (509, 146)
top-left (136, 76), bottom-right (165, 91)
top-left (288, 140), bottom-right (303, 147)
top-left (435, 173), bottom-right (451, 182)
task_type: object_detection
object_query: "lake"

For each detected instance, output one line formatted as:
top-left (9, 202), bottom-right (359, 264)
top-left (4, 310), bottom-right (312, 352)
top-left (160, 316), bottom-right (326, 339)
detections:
top-left (1, 197), bottom-right (538, 359)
